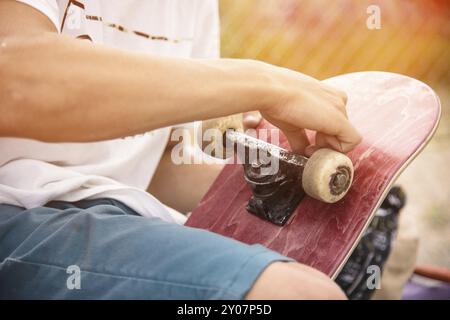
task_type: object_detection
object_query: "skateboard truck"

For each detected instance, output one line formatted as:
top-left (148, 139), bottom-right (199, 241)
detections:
top-left (226, 130), bottom-right (354, 226)
top-left (199, 115), bottom-right (354, 226)
top-left (226, 130), bottom-right (306, 225)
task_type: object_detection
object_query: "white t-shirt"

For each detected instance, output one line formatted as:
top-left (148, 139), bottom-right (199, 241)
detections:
top-left (0, 0), bottom-right (220, 223)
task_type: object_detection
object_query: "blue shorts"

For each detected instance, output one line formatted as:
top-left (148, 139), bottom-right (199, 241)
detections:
top-left (0, 199), bottom-right (292, 299)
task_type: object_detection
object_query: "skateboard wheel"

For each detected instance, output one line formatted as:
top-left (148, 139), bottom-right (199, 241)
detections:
top-left (302, 148), bottom-right (354, 203)
top-left (198, 114), bottom-right (243, 159)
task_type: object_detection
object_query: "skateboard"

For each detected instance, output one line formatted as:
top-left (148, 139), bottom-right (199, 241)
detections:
top-left (186, 71), bottom-right (441, 279)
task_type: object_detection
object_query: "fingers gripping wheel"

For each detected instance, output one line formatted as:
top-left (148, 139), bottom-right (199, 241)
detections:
top-left (302, 148), bottom-right (354, 203)
top-left (199, 114), bottom-right (244, 159)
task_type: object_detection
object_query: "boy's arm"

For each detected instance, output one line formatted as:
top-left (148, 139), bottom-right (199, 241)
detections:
top-left (0, 0), bottom-right (361, 154)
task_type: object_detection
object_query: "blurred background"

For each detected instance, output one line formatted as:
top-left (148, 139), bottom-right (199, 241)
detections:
top-left (219, 0), bottom-right (450, 270)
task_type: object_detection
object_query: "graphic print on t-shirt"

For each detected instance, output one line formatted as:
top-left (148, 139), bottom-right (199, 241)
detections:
top-left (60, 0), bottom-right (193, 44)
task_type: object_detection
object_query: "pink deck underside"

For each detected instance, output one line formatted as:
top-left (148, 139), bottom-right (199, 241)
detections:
top-left (186, 72), bottom-right (440, 276)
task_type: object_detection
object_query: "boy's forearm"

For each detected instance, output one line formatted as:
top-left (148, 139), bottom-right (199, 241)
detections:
top-left (0, 33), bottom-right (276, 142)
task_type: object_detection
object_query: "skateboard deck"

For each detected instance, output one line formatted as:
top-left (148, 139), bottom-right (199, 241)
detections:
top-left (186, 72), bottom-right (441, 278)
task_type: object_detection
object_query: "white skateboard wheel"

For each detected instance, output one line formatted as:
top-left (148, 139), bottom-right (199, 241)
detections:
top-left (302, 148), bottom-right (354, 203)
top-left (198, 114), bottom-right (243, 159)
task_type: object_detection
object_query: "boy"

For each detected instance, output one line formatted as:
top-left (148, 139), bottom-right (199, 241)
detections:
top-left (0, 0), bottom-right (360, 299)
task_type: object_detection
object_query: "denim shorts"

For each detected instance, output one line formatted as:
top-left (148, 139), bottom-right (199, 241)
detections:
top-left (0, 199), bottom-right (292, 299)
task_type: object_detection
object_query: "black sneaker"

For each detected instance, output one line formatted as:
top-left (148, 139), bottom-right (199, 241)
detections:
top-left (335, 186), bottom-right (406, 300)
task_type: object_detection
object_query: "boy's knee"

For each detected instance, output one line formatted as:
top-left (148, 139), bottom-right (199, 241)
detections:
top-left (246, 262), bottom-right (347, 300)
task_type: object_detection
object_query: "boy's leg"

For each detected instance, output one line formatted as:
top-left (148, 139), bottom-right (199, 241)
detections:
top-left (0, 199), bottom-right (344, 299)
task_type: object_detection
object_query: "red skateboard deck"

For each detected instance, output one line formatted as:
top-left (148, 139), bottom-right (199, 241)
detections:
top-left (186, 72), bottom-right (441, 278)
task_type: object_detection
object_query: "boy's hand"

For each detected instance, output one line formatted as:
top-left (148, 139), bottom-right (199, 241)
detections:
top-left (258, 64), bottom-right (362, 156)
